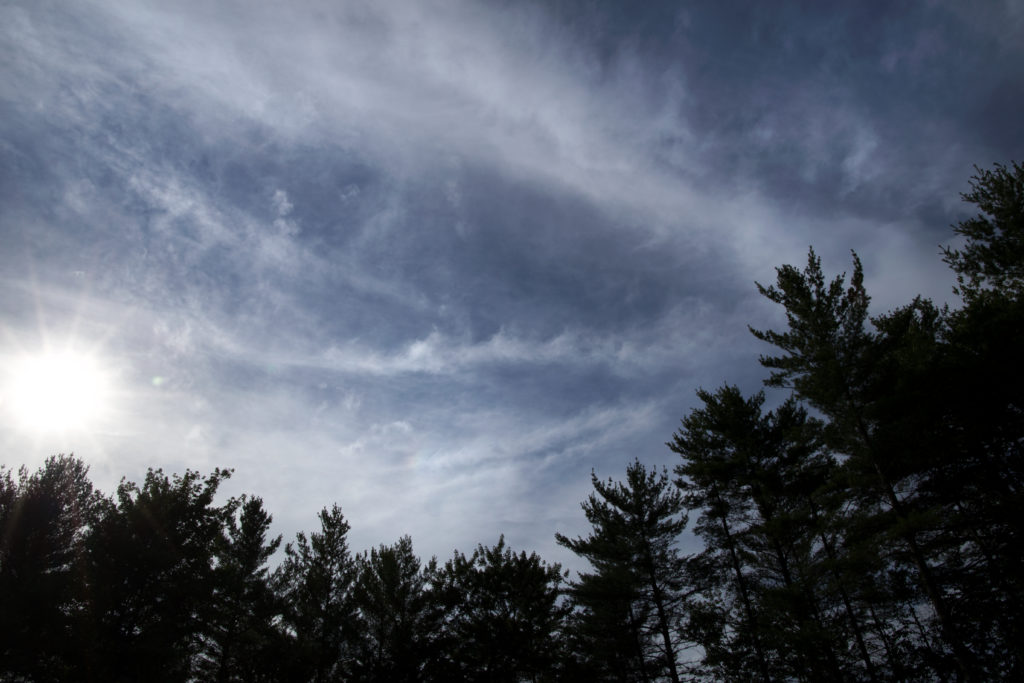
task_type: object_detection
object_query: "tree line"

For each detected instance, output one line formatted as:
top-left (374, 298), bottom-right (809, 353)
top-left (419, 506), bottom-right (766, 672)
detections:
top-left (2, 162), bottom-right (1022, 681)
top-left (1, 456), bottom-right (568, 682)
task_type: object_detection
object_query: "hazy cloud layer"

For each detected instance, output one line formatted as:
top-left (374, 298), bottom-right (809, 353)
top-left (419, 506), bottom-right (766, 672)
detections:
top-left (2, 0), bottom-right (1020, 568)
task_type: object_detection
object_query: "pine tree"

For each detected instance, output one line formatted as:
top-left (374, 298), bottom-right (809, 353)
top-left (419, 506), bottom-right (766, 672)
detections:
top-left (350, 535), bottom-right (443, 682)
top-left (561, 563), bottom-right (657, 682)
top-left (557, 460), bottom-right (690, 683)
top-left (749, 249), bottom-right (975, 679)
top-left (273, 503), bottom-right (357, 682)
top-left (942, 161), bottom-right (1024, 304)
top-left (86, 466), bottom-right (234, 681)
top-left (0, 455), bottom-right (103, 681)
top-left (937, 161), bottom-right (1024, 676)
top-left (436, 536), bottom-right (567, 683)
top-left (201, 495), bottom-right (285, 682)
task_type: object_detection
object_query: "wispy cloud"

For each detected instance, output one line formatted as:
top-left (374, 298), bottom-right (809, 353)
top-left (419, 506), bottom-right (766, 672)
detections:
top-left (1, 0), bottom-right (1018, 567)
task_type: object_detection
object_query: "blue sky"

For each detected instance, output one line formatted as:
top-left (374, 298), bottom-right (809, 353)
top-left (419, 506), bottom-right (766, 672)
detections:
top-left (2, 0), bottom-right (1021, 569)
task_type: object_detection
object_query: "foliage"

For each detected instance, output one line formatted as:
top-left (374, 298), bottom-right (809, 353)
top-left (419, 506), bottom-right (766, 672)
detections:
top-left (200, 495), bottom-right (285, 682)
top-left (350, 535), bottom-right (444, 683)
top-left (85, 466), bottom-right (234, 682)
top-left (436, 536), bottom-right (568, 683)
top-left (942, 161), bottom-right (1024, 302)
top-left (273, 503), bottom-right (357, 682)
top-left (0, 455), bottom-right (104, 681)
top-left (557, 461), bottom-right (689, 683)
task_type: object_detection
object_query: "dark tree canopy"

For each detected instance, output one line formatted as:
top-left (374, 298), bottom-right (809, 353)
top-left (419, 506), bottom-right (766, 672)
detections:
top-left (557, 461), bottom-right (689, 683)
top-left (436, 536), bottom-right (568, 683)
top-left (86, 466), bottom-right (234, 682)
top-left (201, 494), bottom-right (285, 682)
top-left (0, 455), bottom-right (103, 682)
top-left (350, 535), bottom-right (443, 683)
top-left (942, 161), bottom-right (1024, 302)
top-left (273, 503), bottom-right (357, 682)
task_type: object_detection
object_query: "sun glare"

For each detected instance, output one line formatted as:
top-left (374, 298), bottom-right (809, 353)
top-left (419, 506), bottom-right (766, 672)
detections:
top-left (6, 350), bottom-right (112, 433)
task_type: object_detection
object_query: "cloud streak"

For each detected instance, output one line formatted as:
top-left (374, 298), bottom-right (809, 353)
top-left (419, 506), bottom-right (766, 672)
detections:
top-left (2, 0), bottom-right (1020, 569)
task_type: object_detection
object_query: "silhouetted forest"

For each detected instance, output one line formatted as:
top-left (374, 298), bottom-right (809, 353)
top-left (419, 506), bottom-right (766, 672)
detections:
top-left (2, 162), bottom-right (1022, 682)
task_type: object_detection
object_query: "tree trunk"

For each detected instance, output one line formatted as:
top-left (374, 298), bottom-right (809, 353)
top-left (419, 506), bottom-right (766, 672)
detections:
top-left (712, 484), bottom-right (772, 683)
top-left (640, 541), bottom-right (681, 683)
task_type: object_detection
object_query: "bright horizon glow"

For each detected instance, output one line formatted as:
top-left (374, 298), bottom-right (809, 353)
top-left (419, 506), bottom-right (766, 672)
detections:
top-left (5, 350), bottom-right (113, 433)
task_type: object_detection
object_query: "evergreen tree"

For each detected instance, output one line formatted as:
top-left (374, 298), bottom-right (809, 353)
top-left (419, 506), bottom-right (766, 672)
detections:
top-left (200, 495), bottom-right (285, 682)
top-left (436, 536), bottom-right (567, 683)
top-left (937, 160), bottom-right (1024, 676)
top-left (748, 168), bottom-right (1024, 677)
top-left (670, 387), bottom-right (782, 682)
top-left (671, 387), bottom-right (884, 681)
top-left (749, 248), bottom-right (975, 679)
top-left (0, 455), bottom-right (103, 682)
top-left (86, 466), bottom-right (234, 682)
top-left (942, 161), bottom-right (1024, 303)
top-left (350, 535), bottom-right (443, 682)
top-left (273, 503), bottom-right (357, 682)
top-left (560, 563), bottom-right (657, 682)
top-left (556, 460), bottom-right (690, 683)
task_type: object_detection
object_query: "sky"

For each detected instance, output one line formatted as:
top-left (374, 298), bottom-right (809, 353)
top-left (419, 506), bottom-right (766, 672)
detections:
top-left (2, 0), bottom-right (1022, 571)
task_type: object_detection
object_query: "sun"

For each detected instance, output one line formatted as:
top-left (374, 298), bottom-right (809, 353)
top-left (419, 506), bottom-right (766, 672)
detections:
top-left (5, 350), bottom-right (113, 433)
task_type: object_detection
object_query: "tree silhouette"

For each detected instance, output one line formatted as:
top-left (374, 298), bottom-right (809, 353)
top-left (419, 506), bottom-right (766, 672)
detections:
top-left (86, 466), bottom-right (234, 682)
top-left (942, 161), bottom-right (1024, 303)
top-left (436, 536), bottom-right (567, 683)
top-left (750, 249), bottom-right (974, 679)
top-left (273, 503), bottom-right (357, 682)
top-left (557, 461), bottom-right (690, 683)
top-left (200, 495), bottom-right (285, 682)
top-left (0, 455), bottom-right (103, 681)
top-left (350, 535), bottom-right (444, 682)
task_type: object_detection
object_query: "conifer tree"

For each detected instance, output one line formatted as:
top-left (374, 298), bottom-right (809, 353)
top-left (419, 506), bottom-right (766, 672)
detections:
top-left (350, 535), bottom-right (443, 682)
top-left (670, 387), bottom-right (781, 682)
top-left (671, 387), bottom-right (882, 681)
top-left (937, 160), bottom-right (1024, 676)
top-left (749, 248), bottom-right (974, 679)
top-left (557, 460), bottom-right (690, 683)
top-left (86, 466), bottom-right (234, 682)
top-left (942, 161), bottom-right (1024, 303)
top-left (273, 504), bottom-right (357, 682)
top-left (201, 495), bottom-right (285, 682)
top-left (0, 455), bottom-right (103, 681)
top-left (436, 536), bottom-right (567, 683)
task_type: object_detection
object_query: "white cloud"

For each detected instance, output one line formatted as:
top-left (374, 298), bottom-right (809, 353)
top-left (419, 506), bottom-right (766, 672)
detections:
top-left (50, 1), bottom-right (715, 245)
top-left (2, 0), bottom-right (987, 575)
top-left (272, 189), bottom-right (293, 217)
